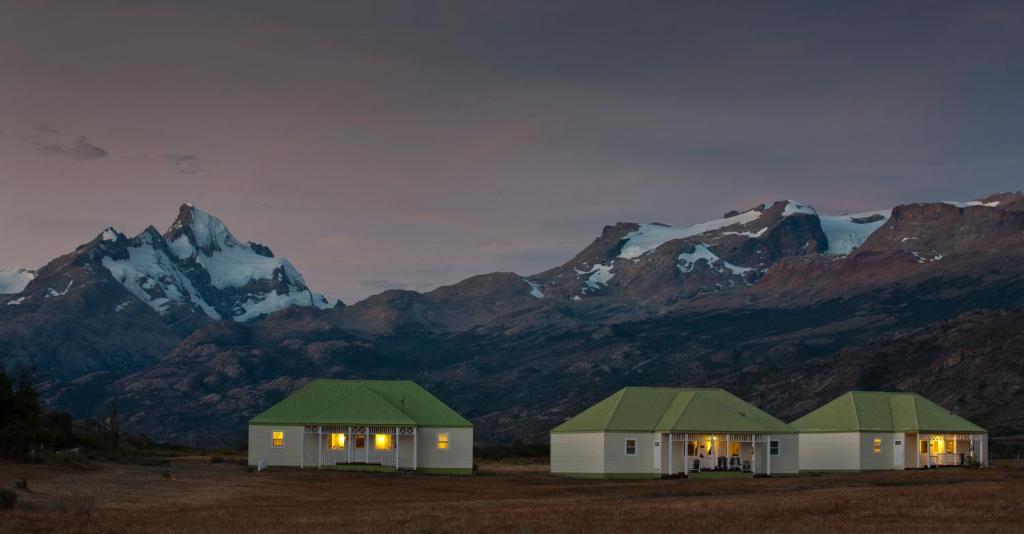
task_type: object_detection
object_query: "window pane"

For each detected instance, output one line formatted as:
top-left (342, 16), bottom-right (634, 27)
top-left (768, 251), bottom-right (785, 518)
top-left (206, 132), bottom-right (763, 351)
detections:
top-left (356, 434), bottom-right (366, 448)
top-left (770, 440), bottom-right (780, 455)
top-left (330, 433), bottom-right (345, 449)
top-left (437, 433), bottom-right (449, 450)
top-left (272, 431), bottom-right (284, 447)
top-left (873, 438), bottom-right (882, 454)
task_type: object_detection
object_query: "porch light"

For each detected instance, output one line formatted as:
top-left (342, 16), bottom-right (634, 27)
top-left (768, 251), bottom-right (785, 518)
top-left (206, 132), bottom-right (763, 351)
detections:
top-left (375, 433), bottom-right (393, 450)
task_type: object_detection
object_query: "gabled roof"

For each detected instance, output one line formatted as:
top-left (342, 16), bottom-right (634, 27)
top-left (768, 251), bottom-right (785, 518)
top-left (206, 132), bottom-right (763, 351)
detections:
top-left (551, 387), bottom-right (795, 434)
top-left (790, 391), bottom-right (985, 434)
top-left (249, 380), bottom-right (472, 428)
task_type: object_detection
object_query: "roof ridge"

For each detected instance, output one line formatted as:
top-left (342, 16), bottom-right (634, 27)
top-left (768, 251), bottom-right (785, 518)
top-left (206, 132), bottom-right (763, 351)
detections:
top-left (663, 389), bottom-right (696, 429)
top-left (849, 392), bottom-right (862, 430)
top-left (604, 389), bottom-right (628, 429)
top-left (910, 394), bottom-right (920, 430)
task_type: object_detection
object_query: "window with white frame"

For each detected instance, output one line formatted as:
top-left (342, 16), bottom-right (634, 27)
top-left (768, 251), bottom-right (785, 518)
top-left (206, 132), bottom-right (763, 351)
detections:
top-left (625, 438), bottom-right (637, 456)
top-left (271, 431), bottom-right (284, 447)
top-left (770, 440), bottom-right (780, 456)
top-left (873, 438), bottom-right (882, 454)
top-left (437, 433), bottom-right (449, 450)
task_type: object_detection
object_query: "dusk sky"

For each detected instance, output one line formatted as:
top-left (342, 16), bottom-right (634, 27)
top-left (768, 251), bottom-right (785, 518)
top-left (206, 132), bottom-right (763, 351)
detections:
top-left (2, 1), bottom-right (1022, 302)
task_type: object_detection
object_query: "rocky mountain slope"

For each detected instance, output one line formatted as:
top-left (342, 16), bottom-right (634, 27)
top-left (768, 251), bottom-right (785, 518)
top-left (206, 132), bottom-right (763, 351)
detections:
top-left (5, 192), bottom-right (1024, 446)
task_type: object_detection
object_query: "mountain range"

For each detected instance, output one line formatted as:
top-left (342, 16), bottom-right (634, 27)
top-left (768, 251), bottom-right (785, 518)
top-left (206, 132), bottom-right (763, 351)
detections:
top-left (2, 192), bottom-right (1023, 446)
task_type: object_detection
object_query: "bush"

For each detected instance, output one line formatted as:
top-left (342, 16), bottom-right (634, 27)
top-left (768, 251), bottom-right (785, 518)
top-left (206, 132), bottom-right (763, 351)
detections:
top-left (0, 489), bottom-right (16, 510)
top-left (211, 455), bottom-right (225, 463)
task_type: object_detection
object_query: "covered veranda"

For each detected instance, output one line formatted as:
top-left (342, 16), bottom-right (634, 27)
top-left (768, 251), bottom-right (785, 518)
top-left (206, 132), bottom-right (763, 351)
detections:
top-left (301, 425), bottom-right (419, 470)
top-left (661, 432), bottom-right (774, 476)
top-left (910, 432), bottom-right (987, 468)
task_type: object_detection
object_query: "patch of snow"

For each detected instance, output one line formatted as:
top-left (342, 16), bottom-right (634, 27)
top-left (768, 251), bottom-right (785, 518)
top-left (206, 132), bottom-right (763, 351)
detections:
top-left (943, 200), bottom-right (1000, 208)
top-left (782, 200), bottom-right (817, 217)
top-left (6, 296), bottom-right (28, 306)
top-left (233, 289), bottom-right (327, 321)
top-left (618, 209), bottom-right (763, 259)
top-left (819, 209), bottom-right (892, 255)
top-left (677, 244), bottom-right (753, 276)
top-left (522, 278), bottom-right (544, 299)
top-left (100, 228), bottom-right (119, 242)
top-left (571, 295), bottom-right (582, 301)
top-left (46, 279), bottom-right (74, 298)
top-left (114, 298), bottom-right (134, 311)
top-left (576, 262), bottom-right (614, 291)
top-left (722, 227), bottom-right (768, 238)
top-left (0, 267), bottom-right (36, 294)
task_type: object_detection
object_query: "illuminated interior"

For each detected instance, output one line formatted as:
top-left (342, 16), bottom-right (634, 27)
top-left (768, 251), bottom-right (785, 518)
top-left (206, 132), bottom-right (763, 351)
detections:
top-left (330, 433), bottom-right (345, 449)
top-left (730, 441), bottom-right (740, 456)
top-left (437, 433), bottom-right (449, 450)
top-left (272, 431), bottom-right (284, 447)
top-left (374, 433), bottom-right (393, 450)
top-left (929, 436), bottom-right (946, 455)
top-left (873, 438), bottom-right (882, 454)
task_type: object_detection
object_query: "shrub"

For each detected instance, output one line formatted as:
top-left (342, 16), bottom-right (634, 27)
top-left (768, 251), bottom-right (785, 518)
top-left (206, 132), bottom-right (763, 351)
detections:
top-left (0, 489), bottom-right (16, 510)
top-left (211, 455), bottom-right (225, 463)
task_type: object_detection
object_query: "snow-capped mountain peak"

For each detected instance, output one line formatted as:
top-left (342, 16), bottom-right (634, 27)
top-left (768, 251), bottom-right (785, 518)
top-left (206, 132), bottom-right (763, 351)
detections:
top-left (93, 204), bottom-right (334, 322)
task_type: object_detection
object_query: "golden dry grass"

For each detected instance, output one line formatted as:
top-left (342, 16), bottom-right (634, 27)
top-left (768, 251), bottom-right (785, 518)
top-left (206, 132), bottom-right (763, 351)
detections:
top-left (1, 459), bottom-right (1022, 533)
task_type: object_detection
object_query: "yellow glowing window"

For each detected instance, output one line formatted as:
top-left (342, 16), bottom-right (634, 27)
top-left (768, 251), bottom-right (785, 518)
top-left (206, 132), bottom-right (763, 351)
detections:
top-left (374, 433), bottom-right (393, 450)
top-left (873, 438), bottom-right (882, 454)
top-left (930, 437), bottom-right (946, 455)
top-left (272, 431), bottom-right (284, 447)
top-left (330, 433), bottom-right (346, 449)
top-left (730, 442), bottom-right (740, 456)
top-left (437, 433), bottom-right (449, 450)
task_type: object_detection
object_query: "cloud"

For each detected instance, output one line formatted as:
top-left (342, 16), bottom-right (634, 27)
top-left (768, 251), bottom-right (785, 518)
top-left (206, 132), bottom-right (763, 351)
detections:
top-left (357, 279), bottom-right (436, 292)
top-left (162, 154), bottom-right (203, 174)
top-left (28, 127), bottom-right (109, 161)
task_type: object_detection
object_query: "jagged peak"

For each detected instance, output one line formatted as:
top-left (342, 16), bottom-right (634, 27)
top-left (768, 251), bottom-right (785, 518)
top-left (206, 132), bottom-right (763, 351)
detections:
top-left (164, 203), bottom-right (248, 257)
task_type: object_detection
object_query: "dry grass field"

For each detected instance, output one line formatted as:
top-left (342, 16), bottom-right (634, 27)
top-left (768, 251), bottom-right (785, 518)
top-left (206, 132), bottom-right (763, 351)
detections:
top-left (1, 458), bottom-right (1022, 533)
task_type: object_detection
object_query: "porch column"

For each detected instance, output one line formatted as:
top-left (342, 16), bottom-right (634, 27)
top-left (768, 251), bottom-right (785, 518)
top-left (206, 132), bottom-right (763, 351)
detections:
top-left (318, 426), bottom-right (322, 469)
top-left (413, 427), bottom-right (418, 471)
top-left (300, 429), bottom-right (305, 469)
top-left (395, 427), bottom-right (400, 470)
top-left (348, 426), bottom-right (352, 464)
top-left (766, 435), bottom-right (771, 476)
top-left (980, 435), bottom-right (985, 467)
top-left (667, 434), bottom-right (672, 476)
top-left (726, 435), bottom-right (730, 470)
top-left (751, 437), bottom-right (756, 475)
top-left (683, 433), bottom-right (688, 476)
top-left (366, 429), bottom-right (370, 463)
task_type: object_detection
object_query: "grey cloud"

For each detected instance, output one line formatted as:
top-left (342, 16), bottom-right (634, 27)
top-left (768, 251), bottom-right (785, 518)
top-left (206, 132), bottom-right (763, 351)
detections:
top-left (69, 137), bottom-right (109, 161)
top-left (357, 280), bottom-right (436, 293)
top-left (163, 154), bottom-right (203, 174)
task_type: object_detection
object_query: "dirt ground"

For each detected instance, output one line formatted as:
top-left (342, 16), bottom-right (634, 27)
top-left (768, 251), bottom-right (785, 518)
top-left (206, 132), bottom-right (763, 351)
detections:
top-left (1, 458), bottom-right (1022, 533)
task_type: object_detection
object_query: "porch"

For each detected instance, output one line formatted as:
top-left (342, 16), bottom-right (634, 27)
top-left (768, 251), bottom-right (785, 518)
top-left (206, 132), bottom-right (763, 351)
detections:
top-left (659, 433), bottom-right (775, 477)
top-left (301, 425), bottom-right (419, 470)
top-left (908, 433), bottom-right (987, 468)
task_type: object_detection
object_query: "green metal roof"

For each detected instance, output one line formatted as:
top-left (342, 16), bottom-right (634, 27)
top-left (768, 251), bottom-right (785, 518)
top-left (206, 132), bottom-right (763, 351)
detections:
top-left (790, 391), bottom-right (986, 434)
top-left (551, 387), bottom-right (795, 434)
top-left (249, 380), bottom-right (472, 428)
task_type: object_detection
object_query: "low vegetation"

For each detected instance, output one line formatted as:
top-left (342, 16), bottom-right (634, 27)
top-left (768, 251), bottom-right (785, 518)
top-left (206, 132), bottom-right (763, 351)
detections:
top-left (1, 459), bottom-right (1022, 532)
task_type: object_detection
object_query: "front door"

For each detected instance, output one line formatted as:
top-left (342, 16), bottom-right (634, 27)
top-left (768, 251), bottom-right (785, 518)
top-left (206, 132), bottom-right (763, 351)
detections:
top-left (653, 436), bottom-right (662, 474)
top-left (893, 437), bottom-right (904, 468)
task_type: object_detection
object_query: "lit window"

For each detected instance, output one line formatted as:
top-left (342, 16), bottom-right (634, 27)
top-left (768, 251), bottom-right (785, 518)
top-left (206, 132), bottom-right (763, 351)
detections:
top-left (770, 440), bottom-right (780, 456)
top-left (687, 441), bottom-right (697, 455)
top-left (272, 431), bottom-right (284, 447)
top-left (437, 433), bottom-right (449, 450)
top-left (355, 434), bottom-right (366, 449)
top-left (374, 433), bottom-right (393, 450)
top-left (873, 438), bottom-right (882, 454)
top-left (330, 433), bottom-right (346, 449)
top-left (730, 442), bottom-right (740, 456)
top-left (625, 439), bottom-right (637, 456)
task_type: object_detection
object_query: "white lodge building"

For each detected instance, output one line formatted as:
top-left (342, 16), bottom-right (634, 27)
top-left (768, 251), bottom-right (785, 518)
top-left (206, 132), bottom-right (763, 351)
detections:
top-left (248, 379), bottom-right (473, 474)
top-left (550, 387), bottom-right (799, 478)
top-left (791, 391), bottom-right (989, 471)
